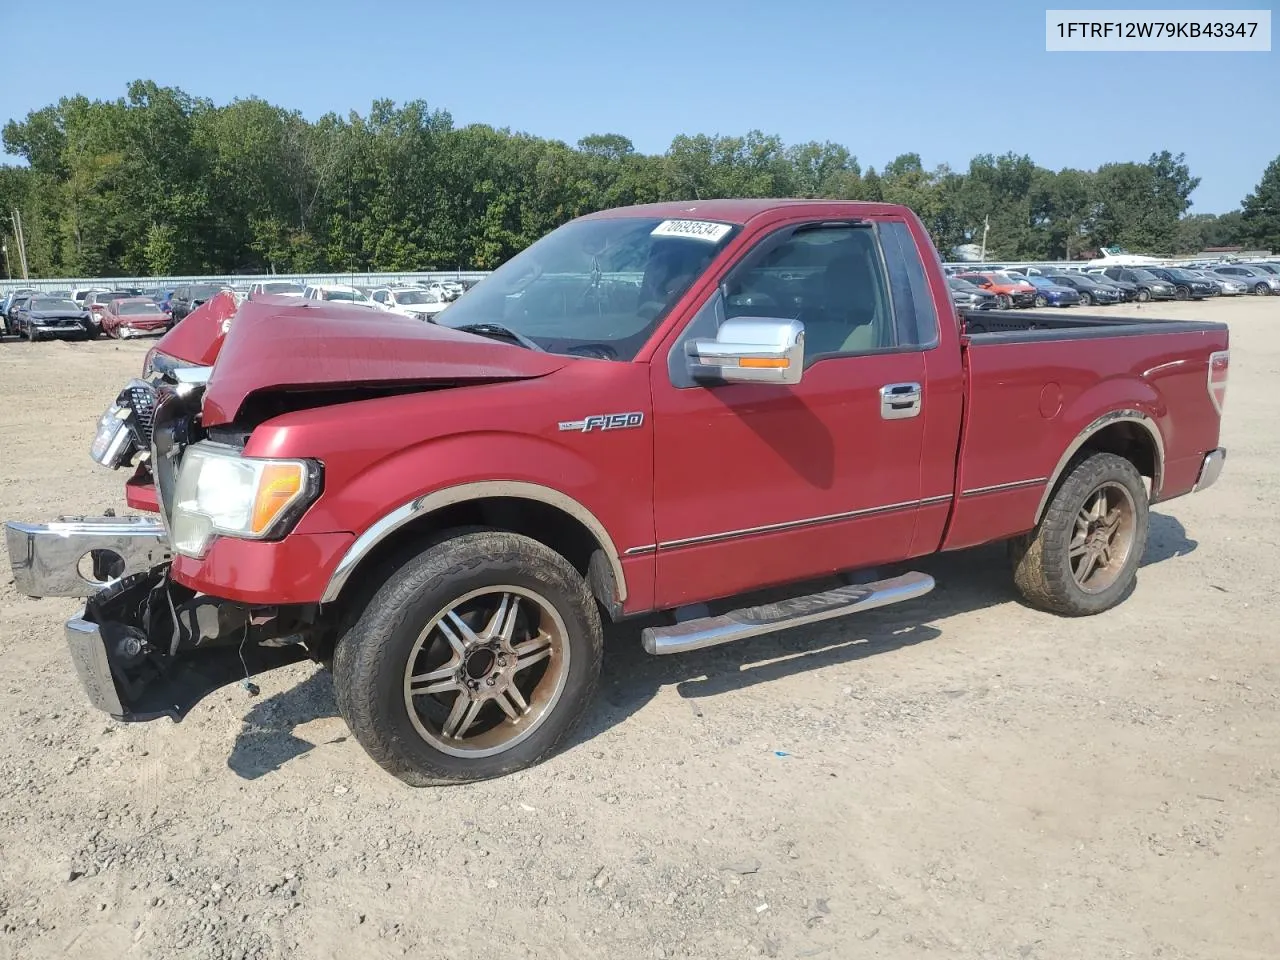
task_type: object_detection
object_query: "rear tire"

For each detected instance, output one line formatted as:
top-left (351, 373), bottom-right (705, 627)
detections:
top-left (333, 530), bottom-right (603, 786)
top-left (1009, 452), bottom-right (1149, 617)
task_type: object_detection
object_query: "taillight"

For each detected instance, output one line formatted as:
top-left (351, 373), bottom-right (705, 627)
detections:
top-left (1207, 350), bottom-right (1229, 414)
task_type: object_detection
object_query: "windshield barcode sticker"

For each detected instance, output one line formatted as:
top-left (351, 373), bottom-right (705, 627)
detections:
top-left (651, 219), bottom-right (733, 242)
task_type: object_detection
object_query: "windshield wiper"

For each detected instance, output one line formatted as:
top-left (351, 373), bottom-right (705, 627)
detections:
top-left (447, 322), bottom-right (545, 352)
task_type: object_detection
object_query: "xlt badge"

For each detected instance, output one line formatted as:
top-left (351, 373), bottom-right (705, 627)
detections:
top-left (558, 412), bottom-right (645, 433)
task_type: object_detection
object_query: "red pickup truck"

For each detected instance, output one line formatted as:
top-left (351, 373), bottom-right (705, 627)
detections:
top-left (5, 199), bottom-right (1231, 786)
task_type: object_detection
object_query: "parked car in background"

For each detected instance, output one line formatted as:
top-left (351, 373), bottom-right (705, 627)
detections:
top-left (71, 287), bottom-right (112, 307)
top-left (82, 291), bottom-right (131, 337)
top-left (1142, 267), bottom-right (1219, 301)
top-left (170, 283), bottom-right (235, 326)
top-left (1093, 267), bottom-right (1177, 301)
top-left (1187, 269), bottom-right (1246, 296)
top-left (1086, 274), bottom-right (1139, 302)
top-left (1043, 273), bottom-right (1122, 306)
top-left (10, 296), bottom-right (94, 341)
top-left (1022, 274), bottom-right (1082, 307)
top-left (101, 297), bottom-right (170, 339)
top-left (954, 271), bottom-right (1036, 309)
top-left (947, 277), bottom-right (999, 311)
top-left (2, 289), bottom-right (37, 333)
top-left (1210, 264), bottom-right (1279, 295)
top-left (370, 286), bottom-right (451, 318)
top-left (249, 280), bottom-right (305, 297)
top-left (302, 283), bottom-right (384, 309)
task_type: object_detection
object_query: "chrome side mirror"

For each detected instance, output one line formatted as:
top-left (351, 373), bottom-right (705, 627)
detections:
top-left (686, 317), bottom-right (805, 385)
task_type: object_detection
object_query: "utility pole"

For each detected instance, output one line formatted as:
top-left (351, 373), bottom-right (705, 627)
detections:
top-left (979, 215), bottom-right (990, 263)
top-left (11, 209), bottom-right (30, 281)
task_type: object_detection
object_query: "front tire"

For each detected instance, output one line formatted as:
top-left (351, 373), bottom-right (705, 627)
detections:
top-left (1034, 295), bottom-right (1048, 308)
top-left (1137, 288), bottom-right (1151, 302)
top-left (333, 530), bottom-right (603, 786)
top-left (1175, 285), bottom-right (1190, 301)
top-left (1079, 292), bottom-right (1093, 306)
top-left (1009, 452), bottom-right (1149, 617)
top-left (996, 294), bottom-right (1012, 310)
top-left (1255, 282), bottom-right (1270, 296)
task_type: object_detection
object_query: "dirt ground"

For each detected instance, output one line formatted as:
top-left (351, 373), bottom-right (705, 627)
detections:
top-left (0, 297), bottom-right (1277, 960)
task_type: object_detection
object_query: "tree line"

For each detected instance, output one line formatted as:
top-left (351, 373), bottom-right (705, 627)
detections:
top-left (1, 80), bottom-right (1276, 279)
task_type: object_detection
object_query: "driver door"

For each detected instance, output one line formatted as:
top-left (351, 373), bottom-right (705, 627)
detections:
top-left (648, 219), bottom-right (938, 609)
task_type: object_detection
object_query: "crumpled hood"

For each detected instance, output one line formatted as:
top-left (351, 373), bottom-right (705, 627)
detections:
top-left (201, 296), bottom-right (570, 425)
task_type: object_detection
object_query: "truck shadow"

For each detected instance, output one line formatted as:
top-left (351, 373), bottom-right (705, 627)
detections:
top-left (224, 512), bottom-right (1196, 778)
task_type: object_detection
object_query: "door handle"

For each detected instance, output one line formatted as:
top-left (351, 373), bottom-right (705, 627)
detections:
top-left (880, 382), bottom-right (922, 420)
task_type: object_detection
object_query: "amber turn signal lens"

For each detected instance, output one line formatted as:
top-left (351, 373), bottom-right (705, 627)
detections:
top-left (250, 463), bottom-right (306, 535)
top-left (738, 357), bottom-right (790, 369)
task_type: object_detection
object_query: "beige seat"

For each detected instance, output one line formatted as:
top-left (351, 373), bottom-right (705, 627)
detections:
top-left (804, 252), bottom-right (883, 357)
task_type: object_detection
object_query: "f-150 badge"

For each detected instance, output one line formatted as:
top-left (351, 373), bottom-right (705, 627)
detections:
top-left (558, 412), bottom-right (645, 433)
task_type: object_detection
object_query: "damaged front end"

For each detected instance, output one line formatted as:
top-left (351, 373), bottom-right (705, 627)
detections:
top-left (68, 565), bottom-right (316, 721)
top-left (6, 360), bottom-right (324, 722)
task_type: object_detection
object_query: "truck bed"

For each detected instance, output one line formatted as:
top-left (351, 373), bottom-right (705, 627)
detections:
top-left (942, 308), bottom-right (1230, 553)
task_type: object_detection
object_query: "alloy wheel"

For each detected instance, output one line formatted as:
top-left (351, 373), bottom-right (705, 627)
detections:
top-left (1069, 482), bottom-right (1137, 595)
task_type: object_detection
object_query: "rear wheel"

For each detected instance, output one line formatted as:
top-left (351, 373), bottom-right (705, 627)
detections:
top-left (333, 530), bottom-right (603, 786)
top-left (1009, 452), bottom-right (1149, 617)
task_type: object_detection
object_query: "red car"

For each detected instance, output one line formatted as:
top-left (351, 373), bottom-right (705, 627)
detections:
top-left (6, 199), bottom-right (1231, 787)
top-left (101, 297), bottom-right (169, 339)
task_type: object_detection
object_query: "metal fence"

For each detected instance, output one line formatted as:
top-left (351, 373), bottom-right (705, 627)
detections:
top-left (1, 271), bottom-right (492, 295)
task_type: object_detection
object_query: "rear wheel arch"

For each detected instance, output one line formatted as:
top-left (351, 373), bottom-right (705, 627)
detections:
top-left (322, 482), bottom-right (629, 617)
top-left (1034, 411), bottom-right (1164, 524)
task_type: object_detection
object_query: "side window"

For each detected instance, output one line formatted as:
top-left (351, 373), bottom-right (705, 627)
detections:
top-left (720, 224), bottom-right (896, 364)
top-left (373, 291), bottom-right (387, 304)
top-left (668, 221), bottom-right (932, 387)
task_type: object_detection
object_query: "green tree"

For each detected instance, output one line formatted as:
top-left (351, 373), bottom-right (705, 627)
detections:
top-left (1241, 156), bottom-right (1280, 252)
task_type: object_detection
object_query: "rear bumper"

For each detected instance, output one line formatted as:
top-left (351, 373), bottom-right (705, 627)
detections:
top-left (1193, 447), bottom-right (1227, 492)
top-left (5, 516), bottom-right (170, 597)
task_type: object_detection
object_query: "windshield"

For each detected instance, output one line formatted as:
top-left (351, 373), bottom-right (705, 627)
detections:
top-left (260, 281), bottom-right (303, 294)
top-left (1024, 276), bottom-right (1051, 287)
top-left (31, 298), bottom-right (78, 311)
top-left (1129, 269), bottom-right (1158, 281)
top-left (948, 278), bottom-right (980, 291)
top-left (191, 284), bottom-right (228, 299)
top-left (1252, 264), bottom-right (1278, 275)
top-left (393, 290), bottom-right (438, 304)
top-left (1165, 269), bottom-right (1199, 281)
top-left (436, 216), bottom-right (739, 360)
top-left (119, 301), bottom-right (162, 315)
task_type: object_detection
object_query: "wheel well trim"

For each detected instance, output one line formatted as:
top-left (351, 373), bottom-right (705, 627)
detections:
top-left (320, 481), bottom-right (628, 604)
top-left (1033, 409), bottom-right (1165, 524)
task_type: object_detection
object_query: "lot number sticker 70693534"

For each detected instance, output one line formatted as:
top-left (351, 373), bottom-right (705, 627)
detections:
top-left (650, 220), bottom-right (733, 242)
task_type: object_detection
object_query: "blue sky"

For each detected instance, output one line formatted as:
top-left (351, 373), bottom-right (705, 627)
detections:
top-left (2, 0), bottom-right (1276, 213)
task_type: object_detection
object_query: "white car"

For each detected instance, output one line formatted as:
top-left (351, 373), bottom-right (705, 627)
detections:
top-left (371, 287), bottom-right (450, 319)
top-left (302, 284), bottom-right (383, 309)
top-left (250, 280), bottom-right (305, 297)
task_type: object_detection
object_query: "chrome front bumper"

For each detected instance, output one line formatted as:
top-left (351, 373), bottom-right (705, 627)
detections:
top-left (1194, 447), bottom-right (1227, 492)
top-left (4, 516), bottom-right (170, 598)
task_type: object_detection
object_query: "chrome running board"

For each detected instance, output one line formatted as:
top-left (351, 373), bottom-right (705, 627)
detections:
top-left (641, 571), bottom-right (935, 655)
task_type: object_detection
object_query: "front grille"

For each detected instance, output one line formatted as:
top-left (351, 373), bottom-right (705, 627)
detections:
top-left (128, 383), bottom-right (157, 446)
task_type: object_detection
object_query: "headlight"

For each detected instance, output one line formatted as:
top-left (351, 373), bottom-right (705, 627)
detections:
top-left (170, 442), bottom-right (322, 557)
top-left (89, 404), bottom-right (134, 467)
top-left (143, 349), bottom-right (197, 379)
